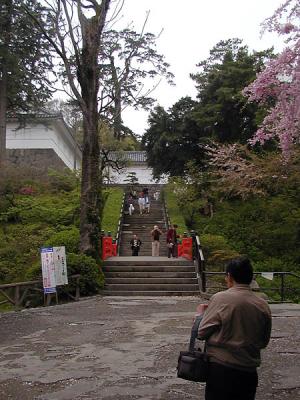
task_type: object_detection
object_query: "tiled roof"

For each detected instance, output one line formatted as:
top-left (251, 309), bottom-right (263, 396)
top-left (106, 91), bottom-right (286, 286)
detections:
top-left (109, 151), bottom-right (147, 163)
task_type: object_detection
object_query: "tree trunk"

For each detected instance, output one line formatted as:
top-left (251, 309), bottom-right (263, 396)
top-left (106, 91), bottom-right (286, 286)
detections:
top-left (78, 12), bottom-right (103, 258)
top-left (109, 57), bottom-right (123, 139)
top-left (113, 84), bottom-right (122, 139)
top-left (79, 112), bottom-right (102, 258)
top-left (0, 72), bottom-right (7, 166)
top-left (0, 0), bottom-right (12, 167)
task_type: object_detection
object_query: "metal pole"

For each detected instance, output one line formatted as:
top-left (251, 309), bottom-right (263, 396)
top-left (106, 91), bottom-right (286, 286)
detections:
top-left (14, 285), bottom-right (20, 307)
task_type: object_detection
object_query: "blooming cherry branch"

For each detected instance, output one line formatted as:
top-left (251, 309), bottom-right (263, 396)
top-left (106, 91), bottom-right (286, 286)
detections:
top-left (243, 0), bottom-right (300, 158)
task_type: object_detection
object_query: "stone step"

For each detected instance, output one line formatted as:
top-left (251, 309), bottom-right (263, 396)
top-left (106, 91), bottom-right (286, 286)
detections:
top-left (124, 209), bottom-right (164, 213)
top-left (122, 222), bottom-right (166, 227)
top-left (104, 283), bottom-right (199, 291)
top-left (123, 223), bottom-right (165, 226)
top-left (120, 241), bottom-right (167, 245)
top-left (102, 265), bottom-right (195, 272)
top-left (104, 271), bottom-right (197, 278)
top-left (120, 233), bottom-right (167, 237)
top-left (120, 243), bottom-right (167, 249)
top-left (105, 277), bottom-right (198, 284)
top-left (120, 252), bottom-right (168, 257)
top-left (101, 290), bottom-right (200, 296)
top-left (103, 259), bottom-right (193, 267)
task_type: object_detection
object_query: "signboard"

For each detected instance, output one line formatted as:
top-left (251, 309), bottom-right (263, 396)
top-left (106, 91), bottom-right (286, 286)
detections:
top-left (41, 247), bottom-right (56, 293)
top-left (41, 246), bottom-right (68, 294)
top-left (53, 246), bottom-right (68, 286)
top-left (261, 272), bottom-right (274, 281)
top-left (44, 287), bottom-right (57, 294)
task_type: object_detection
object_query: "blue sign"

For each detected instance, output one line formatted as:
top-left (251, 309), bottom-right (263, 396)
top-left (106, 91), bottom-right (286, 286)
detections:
top-left (44, 287), bottom-right (57, 294)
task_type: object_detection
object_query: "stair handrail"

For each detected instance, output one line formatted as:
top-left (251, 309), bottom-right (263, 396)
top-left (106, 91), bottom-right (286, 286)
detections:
top-left (116, 191), bottom-right (126, 256)
top-left (192, 233), bottom-right (206, 292)
top-left (202, 271), bottom-right (300, 302)
top-left (191, 238), bottom-right (300, 301)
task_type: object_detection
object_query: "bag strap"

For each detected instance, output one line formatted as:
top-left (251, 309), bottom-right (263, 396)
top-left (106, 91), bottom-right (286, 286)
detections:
top-left (188, 315), bottom-right (204, 352)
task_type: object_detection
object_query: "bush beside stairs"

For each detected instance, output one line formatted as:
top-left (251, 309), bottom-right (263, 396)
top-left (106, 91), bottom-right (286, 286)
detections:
top-left (102, 189), bottom-right (200, 296)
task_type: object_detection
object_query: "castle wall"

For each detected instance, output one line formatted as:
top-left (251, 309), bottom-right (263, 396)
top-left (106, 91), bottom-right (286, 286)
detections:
top-left (6, 119), bottom-right (81, 171)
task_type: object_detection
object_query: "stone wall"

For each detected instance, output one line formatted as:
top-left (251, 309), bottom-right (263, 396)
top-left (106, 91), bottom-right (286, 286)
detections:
top-left (7, 149), bottom-right (67, 174)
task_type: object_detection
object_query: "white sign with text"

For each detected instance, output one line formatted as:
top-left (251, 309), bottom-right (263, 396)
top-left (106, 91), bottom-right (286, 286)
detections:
top-left (41, 247), bottom-right (56, 293)
top-left (53, 246), bottom-right (68, 286)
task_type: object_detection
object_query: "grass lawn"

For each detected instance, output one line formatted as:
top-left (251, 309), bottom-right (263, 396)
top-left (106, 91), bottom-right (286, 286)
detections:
top-left (102, 187), bottom-right (124, 238)
top-left (163, 187), bottom-right (188, 237)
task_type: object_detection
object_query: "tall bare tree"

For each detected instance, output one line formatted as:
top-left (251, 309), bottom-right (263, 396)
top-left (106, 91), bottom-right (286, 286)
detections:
top-left (24, 0), bottom-right (112, 257)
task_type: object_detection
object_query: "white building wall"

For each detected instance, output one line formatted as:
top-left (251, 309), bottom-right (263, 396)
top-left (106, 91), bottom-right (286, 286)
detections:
top-left (108, 166), bottom-right (167, 184)
top-left (6, 120), bottom-right (81, 170)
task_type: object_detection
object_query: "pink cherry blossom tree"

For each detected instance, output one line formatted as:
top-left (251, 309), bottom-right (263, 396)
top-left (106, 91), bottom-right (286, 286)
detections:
top-left (243, 0), bottom-right (300, 157)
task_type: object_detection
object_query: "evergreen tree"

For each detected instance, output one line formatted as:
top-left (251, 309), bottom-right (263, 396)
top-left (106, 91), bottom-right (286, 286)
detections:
top-left (0, 0), bottom-right (53, 165)
top-left (191, 38), bottom-right (274, 144)
top-left (98, 27), bottom-right (174, 139)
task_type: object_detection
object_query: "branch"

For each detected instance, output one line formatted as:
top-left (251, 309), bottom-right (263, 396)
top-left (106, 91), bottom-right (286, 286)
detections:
top-left (100, 148), bottom-right (127, 171)
top-left (61, 0), bottom-right (82, 68)
top-left (22, 3), bottom-right (85, 111)
top-left (108, 0), bottom-right (124, 21)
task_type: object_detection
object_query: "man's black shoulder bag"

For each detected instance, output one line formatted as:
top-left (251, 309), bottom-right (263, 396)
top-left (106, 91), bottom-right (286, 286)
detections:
top-left (177, 315), bottom-right (209, 382)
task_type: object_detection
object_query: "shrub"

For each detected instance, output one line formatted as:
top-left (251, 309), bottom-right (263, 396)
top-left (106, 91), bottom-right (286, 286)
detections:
top-left (43, 227), bottom-right (80, 253)
top-left (163, 186), bottom-right (188, 236)
top-left (25, 252), bottom-right (104, 296)
top-left (66, 253), bottom-right (104, 295)
top-left (0, 223), bottom-right (56, 283)
top-left (19, 186), bottom-right (35, 196)
top-left (200, 234), bottom-right (240, 270)
top-left (47, 169), bottom-right (80, 193)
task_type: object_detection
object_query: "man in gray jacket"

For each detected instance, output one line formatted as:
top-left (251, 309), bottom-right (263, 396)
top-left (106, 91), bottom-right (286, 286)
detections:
top-left (197, 257), bottom-right (272, 400)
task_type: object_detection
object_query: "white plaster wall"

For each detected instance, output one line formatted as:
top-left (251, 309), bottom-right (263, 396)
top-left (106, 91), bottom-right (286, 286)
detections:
top-left (6, 121), bottom-right (81, 170)
top-left (108, 166), bottom-right (167, 184)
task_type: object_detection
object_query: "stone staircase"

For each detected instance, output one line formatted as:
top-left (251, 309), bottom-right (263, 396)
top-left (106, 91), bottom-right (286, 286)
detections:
top-left (119, 192), bottom-right (167, 256)
top-left (101, 188), bottom-right (200, 296)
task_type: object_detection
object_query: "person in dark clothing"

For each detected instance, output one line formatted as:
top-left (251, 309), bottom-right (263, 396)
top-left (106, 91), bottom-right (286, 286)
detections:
top-left (142, 187), bottom-right (149, 203)
top-left (166, 224), bottom-right (178, 258)
top-left (130, 234), bottom-right (142, 256)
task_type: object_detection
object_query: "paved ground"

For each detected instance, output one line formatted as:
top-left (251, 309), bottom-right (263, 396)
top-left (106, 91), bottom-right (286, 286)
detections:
top-left (0, 296), bottom-right (299, 400)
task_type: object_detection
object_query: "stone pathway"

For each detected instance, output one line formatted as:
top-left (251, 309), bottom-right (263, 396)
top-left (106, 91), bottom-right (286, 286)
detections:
top-left (0, 297), bottom-right (299, 399)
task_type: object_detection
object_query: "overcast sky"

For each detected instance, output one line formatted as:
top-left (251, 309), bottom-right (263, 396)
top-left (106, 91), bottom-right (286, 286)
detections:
top-left (117, 0), bottom-right (285, 136)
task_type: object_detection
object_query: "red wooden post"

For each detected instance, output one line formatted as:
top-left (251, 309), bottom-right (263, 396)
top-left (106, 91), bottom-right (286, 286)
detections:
top-left (102, 236), bottom-right (113, 260)
top-left (182, 237), bottom-right (193, 260)
top-left (112, 243), bottom-right (117, 256)
top-left (177, 243), bottom-right (183, 257)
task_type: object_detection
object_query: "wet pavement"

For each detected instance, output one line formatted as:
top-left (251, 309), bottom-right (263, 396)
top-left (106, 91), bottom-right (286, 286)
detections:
top-left (0, 296), bottom-right (299, 399)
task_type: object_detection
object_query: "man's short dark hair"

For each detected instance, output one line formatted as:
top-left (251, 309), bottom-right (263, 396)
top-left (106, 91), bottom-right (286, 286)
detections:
top-left (226, 257), bottom-right (253, 284)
